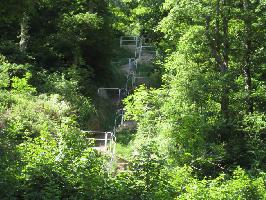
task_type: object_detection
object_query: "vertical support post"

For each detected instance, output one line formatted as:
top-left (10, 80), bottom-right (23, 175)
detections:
top-left (118, 89), bottom-right (121, 102)
top-left (125, 82), bottom-right (127, 94)
top-left (121, 112), bottom-right (124, 125)
top-left (114, 118), bottom-right (117, 129)
top-left (139, 47), bottom-right (142, 59)
top-left (120, 36), bottom-right (122, 47)
top-left (104, 132), bottom-right (108, 150)
top-left (113, 137), bottom-right (116, 155)
top-left (125, 79), bottom-right (128, 92)
top-left (132, 73), bottom-right (135, 88)
top-left (109, 133), bottom-right (112, 155)
top-left (108, 134), bottom-right (111, 154)
top-left (128, 58), bottom-right (131, 71)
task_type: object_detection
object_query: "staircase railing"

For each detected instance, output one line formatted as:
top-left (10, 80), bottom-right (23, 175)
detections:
top-left (120, 36), bottom-right (139, 47)
top-left (83, 35), bottom-right (158, 172)
top-left (82, 131), bottom-right (116, 156)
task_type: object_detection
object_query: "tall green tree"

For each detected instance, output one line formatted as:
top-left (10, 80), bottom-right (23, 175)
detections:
top-left (125, 0), bottom-right (266, 174)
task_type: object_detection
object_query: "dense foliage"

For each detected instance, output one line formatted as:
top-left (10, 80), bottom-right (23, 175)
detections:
top-left (124, 0), bottom-right (266, 172)
top-left (0, 0), bottom-right (265, 199)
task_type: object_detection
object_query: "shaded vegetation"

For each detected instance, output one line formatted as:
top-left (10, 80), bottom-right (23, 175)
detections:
top-left (0, 0), bottom-right (265, 199)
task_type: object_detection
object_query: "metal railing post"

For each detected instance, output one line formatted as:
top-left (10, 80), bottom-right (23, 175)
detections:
top-left (139, 46), bottom-right (142, 59)
top-left (104, 132), bottom-right (108, 150)
top-left (121, 112), bottom-right (124, 125)
top-left (132, 73), bottom-right (135, 88)
top-left (128, 58), bottom-right (131, 70)
top-left (125, 77), bottom-right (128, 91)
top-left (112, 136), bottom-right (116, 155)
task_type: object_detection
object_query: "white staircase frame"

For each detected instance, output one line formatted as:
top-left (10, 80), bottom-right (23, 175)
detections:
top-left (120, 36), bottom-right (139, 47)
top-left (82, 130), bottom-right (116, 156)
top-left (98, 87), bottom-right (125, 102)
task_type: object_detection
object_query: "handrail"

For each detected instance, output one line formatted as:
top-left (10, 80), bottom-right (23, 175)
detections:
top-left (87, 138), bottom-right (113, 141)
top-left (134, 76), bottom-right (149, 79)
top-left (98, 88), bottom-right (125, 102)
top-left (83, 130), bottom-right (116, 157)
top-left (83, 35), bottom-right (157, 172)
top-left (141, 45), bottom-right (154, 48)
top-left (120, 36), bottom-right (139, 47)
top-left (98, 87), bottom-right (120, 91)
top-left (125, 72), bottom-right (136, 90)
top-left (134, 43), bottom-right (158, 58)
top-left (82, 130), bottom-right (112, 134)
top-left (114, 112), bottom-right (125, 127)
top-left (128, 58), bottom-right (138, 71)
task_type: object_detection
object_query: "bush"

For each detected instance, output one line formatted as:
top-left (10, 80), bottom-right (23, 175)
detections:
top-left (0, 56), bottom-right (107, 199)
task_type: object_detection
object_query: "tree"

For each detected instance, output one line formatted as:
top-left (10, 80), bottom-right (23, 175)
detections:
top-left (124, 0), bottom-right (266, 174)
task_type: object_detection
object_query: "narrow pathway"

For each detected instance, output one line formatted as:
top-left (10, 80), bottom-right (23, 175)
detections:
top-left (84, 36), bottom-right (156, 172)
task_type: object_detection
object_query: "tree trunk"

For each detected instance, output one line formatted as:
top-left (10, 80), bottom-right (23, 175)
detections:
top-left (242, 0), bottom-right (254, 113)
top-left (220, 0), bottom-right (230, 118)
top-left (19, 12), bottom-right (29, 53)
top-left (205, 0), bottom-right (230, 118)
